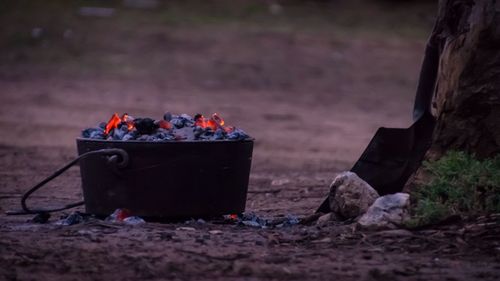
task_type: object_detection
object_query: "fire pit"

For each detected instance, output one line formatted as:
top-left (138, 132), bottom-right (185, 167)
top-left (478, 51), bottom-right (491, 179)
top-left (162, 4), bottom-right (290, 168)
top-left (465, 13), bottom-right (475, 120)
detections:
top-left (17, 112), bottom-right (254, 219)
top-left (79, 112), bottom-right (253, 218)
top-left (77, 138), bottom-right (253, 218)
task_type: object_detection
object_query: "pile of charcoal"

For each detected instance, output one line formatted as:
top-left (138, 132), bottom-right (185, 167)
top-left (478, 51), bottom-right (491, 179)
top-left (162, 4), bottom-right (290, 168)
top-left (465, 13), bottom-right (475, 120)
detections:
top-left (82, 112), bottom-right (251, 141)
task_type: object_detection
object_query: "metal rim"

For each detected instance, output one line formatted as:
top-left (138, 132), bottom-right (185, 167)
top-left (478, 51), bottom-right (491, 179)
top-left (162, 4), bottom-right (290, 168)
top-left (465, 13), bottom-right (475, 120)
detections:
top-left (76, 137), bottom-right (255, 144)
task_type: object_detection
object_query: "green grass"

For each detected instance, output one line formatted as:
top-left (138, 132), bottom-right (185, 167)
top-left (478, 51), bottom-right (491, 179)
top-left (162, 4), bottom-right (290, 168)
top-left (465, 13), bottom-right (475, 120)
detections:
top-left (409, 151), bottom-right (500, 226)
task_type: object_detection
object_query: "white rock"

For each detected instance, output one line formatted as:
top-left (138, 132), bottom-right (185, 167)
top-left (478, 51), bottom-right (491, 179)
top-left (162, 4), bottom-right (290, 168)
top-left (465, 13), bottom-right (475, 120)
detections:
top-left (316, 213), bottom-right (333, 226)
top-left (358, 193), bottom-right (411, 230)
top-left (329, 171), bottom-right (379, 219)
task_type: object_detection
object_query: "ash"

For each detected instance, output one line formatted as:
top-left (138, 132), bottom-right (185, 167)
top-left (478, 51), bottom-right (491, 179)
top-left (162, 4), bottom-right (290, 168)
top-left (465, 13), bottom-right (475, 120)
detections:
top-left (81, 112), bottom-right (251, 142)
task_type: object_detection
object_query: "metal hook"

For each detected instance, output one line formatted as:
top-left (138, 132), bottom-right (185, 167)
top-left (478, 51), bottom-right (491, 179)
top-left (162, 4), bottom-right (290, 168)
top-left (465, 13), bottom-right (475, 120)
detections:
top-left (6, 148), bottom-right (129, 215)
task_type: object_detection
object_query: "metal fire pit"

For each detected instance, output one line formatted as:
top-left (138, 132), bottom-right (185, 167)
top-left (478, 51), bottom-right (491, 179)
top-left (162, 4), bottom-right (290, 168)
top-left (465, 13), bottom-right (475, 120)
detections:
top-left (76, 138), bottom-right (253, 218)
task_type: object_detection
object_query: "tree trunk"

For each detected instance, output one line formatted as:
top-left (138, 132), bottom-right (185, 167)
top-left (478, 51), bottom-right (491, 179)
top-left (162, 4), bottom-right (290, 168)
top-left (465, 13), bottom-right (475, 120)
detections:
top-left (429, 0), bottom-right (500, 159)
top-left (405, 0), bottom-right (500, 190)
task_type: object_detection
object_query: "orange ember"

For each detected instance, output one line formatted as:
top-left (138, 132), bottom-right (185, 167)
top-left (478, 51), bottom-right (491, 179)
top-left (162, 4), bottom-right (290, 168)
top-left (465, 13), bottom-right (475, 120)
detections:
top-left (195, 113), bottom-right (225, 131)
top-left (158, 120), bottom-right (172, 130)
top-left (105, 113), bottom-right (121, 135)
top-left (116, 208), bottom-right (132, 221)
top-left (121, 113), bottom-right (135, 131)
top-left (104, 113), bottom-right (136, 135)
top-left (212, 113), bottom-right (224, 126)
top-left (104, 112), bottom-right (233, 136)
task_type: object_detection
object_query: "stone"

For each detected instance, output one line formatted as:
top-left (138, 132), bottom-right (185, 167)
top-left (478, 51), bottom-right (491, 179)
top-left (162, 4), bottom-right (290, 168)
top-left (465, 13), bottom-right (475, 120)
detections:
top-left (316, 213), bottom-right (338, 226)
top-left (357, 193), bottom-right (411, 230)
top-left (329, 171), bottom-right (379, 219)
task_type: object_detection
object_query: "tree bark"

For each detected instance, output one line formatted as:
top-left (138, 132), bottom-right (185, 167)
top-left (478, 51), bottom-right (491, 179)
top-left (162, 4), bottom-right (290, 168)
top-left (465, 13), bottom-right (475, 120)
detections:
top-left (405, 0), bottom-right (500, 190)
top-left (429, 0), bottom-right (500, 159)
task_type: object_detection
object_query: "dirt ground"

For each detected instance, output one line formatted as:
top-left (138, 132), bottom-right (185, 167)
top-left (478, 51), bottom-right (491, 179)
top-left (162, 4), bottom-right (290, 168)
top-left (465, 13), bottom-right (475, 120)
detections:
top-left (0, 1), bottom-right (499, 280)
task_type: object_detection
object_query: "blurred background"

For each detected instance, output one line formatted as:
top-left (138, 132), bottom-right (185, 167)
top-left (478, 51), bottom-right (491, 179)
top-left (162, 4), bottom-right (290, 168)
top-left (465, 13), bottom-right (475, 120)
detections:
top-left (0, 0), bottom-right (436, 172)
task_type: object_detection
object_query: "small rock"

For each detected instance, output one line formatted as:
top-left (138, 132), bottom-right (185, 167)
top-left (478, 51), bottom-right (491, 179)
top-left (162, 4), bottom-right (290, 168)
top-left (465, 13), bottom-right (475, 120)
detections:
top-left (123, 216), bottom-right (146, 225)
top-left (209, 230), bottom-right (223, 235)
top-left (358, 193), bottom-right (411, 230)
top-left (176, 227), bottom-right (196, 231)
top-left (316, 213), bottom-right (338, 226)
top-left (311, 237), bottom-right (332, 244)
top-left (329, 171), bottom-right (379, 219)
top-left (316, 213), bottom-right (333, 226)
top-left (55, 212), bottom-right (85, 226)
top-left (242, 220), bottom-right (262, 228)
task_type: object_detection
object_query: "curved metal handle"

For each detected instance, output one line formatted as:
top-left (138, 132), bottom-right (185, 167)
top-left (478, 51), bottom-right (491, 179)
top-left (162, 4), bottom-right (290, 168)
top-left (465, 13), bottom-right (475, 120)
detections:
top-left (8, 148), bottom-right (129, 215)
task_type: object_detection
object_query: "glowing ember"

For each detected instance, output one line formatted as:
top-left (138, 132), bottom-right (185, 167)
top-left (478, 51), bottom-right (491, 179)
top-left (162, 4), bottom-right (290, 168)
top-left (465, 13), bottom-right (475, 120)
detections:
top-left (121, 113), bottom-right (135, 131)
top-left (104, 113), bottom-right (135, 135)
top-left (104, 113), bottom-right (121, 135)
top-left (212, 113), bottom-right (224, 126)
top-left (82, 112), bottom-right (251, 142)
top-left (157, 120), bottom-right (172, 130)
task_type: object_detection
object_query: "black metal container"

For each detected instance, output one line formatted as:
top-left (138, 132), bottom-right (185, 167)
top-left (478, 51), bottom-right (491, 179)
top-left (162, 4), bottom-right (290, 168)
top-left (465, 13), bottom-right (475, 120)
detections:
top-left (76, 138), bottom-right (253, 218)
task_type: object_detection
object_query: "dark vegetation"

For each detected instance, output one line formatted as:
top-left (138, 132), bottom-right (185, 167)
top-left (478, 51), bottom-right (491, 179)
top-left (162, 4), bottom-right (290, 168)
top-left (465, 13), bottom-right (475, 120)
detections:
top-left (410, 152), bottom-right (500, 226)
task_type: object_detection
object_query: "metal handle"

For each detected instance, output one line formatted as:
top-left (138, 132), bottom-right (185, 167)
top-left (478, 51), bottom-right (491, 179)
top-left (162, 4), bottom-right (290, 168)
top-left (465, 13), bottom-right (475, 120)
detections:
top-left (7, 148), bottom-right (129, 215)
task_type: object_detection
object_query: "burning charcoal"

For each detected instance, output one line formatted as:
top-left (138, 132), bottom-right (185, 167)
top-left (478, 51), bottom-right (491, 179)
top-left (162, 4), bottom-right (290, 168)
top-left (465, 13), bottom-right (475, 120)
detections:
top-left (212, 129), bottom-right (226, 140)
top-left (194, 128), bottom-right (216, 141)
top-left (82, 127), bottom-right (105, 139)
top-left (106, 209), bottom-right (145, 225)
top-left (194, 113), bottom-right (203, 122)
top-left (133, 118), bottom-right (158, 135)
top-left (105, 113), bottom-right (122, 135)
top-left (181, 114), bottom-right (194, 127)
top-left (56, 211), bottom-right (85, 226)
top-left (153, 130), bottom-right (175, 141)
top-left (171, 114), bottom-right (194, 129)
top-left (122, 131), bottom-right (138, 141)
top-left (147, 135), bottom-right (160, 142)
top-left (173, 126), bottom-right (195, 140)
top-left (112, 125), bottom-right (129, 140)
top-left (163, 112), bottom-right (172, 121)
top-left (170, 118), bottom-right (184, 128)
top-left (85, 112), bottom-right (252, 142)
top-left (136, 135), bottom-right (149, 141)
top-left (180, 114), bottom-right (194, 121)
top-left (156, 128), bottom-right (169, 134)
top-left (227, 128), bottom-right (250, 140)
top-left (106, 208), bottom-right (131, 222)
top-left (98, 122), bottom-right (107, 130)
top-left (156, 119), bottom-right (172, 130)
top-left (193, 126), bottom-right (204, 139)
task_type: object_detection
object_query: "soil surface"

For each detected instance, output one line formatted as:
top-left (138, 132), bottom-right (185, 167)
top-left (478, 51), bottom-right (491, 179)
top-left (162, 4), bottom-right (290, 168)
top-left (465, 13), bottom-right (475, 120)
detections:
top-left (0, 1), bottom-right (499, 280)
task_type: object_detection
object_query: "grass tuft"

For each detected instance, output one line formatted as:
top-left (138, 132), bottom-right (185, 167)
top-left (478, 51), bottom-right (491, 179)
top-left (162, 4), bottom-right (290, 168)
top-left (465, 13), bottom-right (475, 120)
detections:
top-left (409, 151), bottom-right (500, 226)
